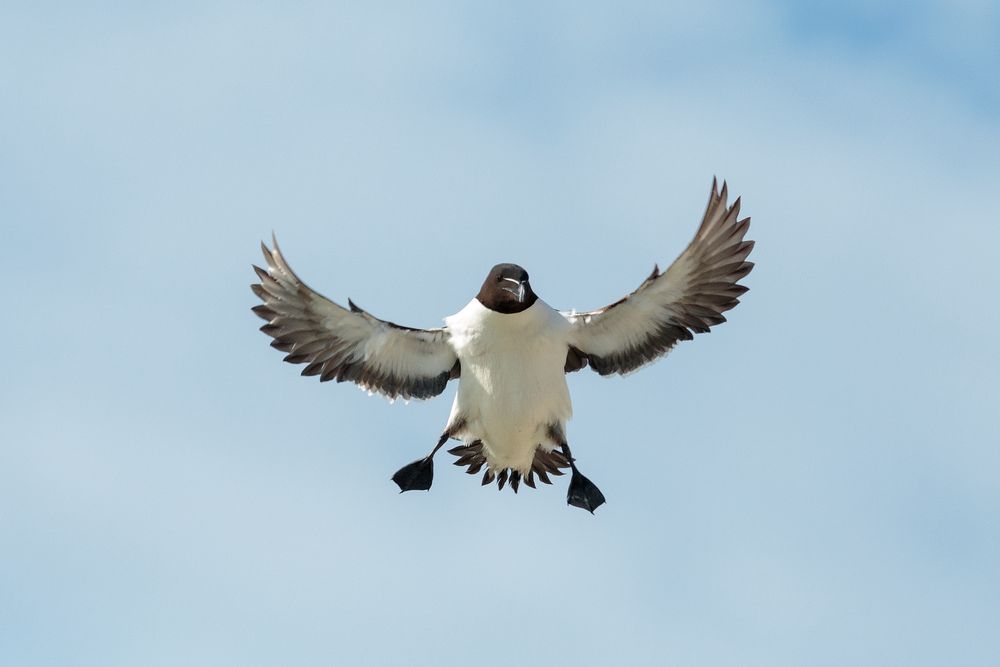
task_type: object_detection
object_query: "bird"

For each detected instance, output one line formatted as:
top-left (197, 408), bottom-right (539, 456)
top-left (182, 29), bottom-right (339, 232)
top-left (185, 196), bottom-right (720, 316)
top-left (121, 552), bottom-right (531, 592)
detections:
top-left (250, 179), bottom-right (754, 513)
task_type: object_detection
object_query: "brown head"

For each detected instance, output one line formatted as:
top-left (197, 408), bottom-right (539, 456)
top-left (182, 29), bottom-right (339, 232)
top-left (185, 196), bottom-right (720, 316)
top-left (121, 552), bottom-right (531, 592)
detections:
top-left (476, 263), bottom-right (539, 314)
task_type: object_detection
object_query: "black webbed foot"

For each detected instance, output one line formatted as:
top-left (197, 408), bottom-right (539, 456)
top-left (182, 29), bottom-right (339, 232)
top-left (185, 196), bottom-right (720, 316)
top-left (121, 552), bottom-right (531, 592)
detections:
top-left (392, 457), bottom-right (434, 492)
top-left (566, 467), bottom-right (606, 513)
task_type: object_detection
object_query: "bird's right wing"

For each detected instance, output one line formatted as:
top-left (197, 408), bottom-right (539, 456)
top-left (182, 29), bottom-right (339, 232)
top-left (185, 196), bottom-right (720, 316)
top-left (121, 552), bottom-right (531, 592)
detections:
top-left (251, 238), bottom-right (459, 401)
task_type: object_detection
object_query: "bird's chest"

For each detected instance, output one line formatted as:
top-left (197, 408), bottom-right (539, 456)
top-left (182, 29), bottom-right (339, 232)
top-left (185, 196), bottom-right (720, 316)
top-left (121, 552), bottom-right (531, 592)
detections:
top-left (459, 337), bottom-right (565, 404)
top-left (447, 300), bottom-right (567, 390)
top-left (447, 300), bottom-right (571, 427)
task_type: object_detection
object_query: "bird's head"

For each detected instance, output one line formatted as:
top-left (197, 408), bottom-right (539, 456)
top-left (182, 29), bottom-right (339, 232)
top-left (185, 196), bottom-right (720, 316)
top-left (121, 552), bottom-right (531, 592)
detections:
top-left (476, 263), bottom-right (538, 314)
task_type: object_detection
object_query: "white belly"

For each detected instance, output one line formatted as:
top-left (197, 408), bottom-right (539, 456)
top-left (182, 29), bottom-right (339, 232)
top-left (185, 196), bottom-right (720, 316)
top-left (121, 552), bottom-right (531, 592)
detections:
top-left (444, 299), bottom-right (573, 472)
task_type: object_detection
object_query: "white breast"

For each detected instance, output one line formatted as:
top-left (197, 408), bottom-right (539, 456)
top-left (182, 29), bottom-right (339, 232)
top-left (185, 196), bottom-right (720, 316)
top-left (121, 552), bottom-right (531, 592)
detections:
top-left (444, 299), bottom-right (573, 472)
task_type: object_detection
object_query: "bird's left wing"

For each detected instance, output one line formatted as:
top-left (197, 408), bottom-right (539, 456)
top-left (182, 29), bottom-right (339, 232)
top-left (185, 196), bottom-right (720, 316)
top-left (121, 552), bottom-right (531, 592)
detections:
top-left (251, 238), bottom-right (459, 401)
top-left (562, 180), bottom-right (754, 376)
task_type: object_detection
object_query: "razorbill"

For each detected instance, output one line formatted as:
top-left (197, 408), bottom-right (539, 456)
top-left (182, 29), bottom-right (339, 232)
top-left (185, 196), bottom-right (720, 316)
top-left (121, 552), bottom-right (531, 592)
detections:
top-left (251, 179), bottom-right (753, 513)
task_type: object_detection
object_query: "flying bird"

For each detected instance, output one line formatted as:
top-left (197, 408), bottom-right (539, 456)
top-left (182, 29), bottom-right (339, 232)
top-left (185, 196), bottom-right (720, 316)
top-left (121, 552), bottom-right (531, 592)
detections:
top-left (251, 179), bottom-right (754, 512)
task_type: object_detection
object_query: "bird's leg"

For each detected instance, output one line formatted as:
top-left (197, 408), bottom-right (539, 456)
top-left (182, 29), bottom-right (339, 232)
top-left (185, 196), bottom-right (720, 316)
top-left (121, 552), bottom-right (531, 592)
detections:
top-left (560, 441), bottom-right (606, 514)
top-left (391, 433), bottom-right (449, 493)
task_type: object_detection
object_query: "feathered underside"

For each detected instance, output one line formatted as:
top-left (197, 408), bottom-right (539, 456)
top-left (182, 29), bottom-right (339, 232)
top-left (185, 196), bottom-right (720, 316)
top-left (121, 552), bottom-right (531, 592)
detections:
top-left (449, 441), bottom-right (571, 493)
top-left (251, 237), bottom-right (459, 401)
top-left (562, 178), bottom-right (754, 376)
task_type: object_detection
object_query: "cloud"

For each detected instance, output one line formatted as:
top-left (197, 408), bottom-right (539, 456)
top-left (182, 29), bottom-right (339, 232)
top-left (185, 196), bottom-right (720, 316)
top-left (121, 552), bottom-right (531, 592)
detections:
top-left (2, 2), bottom-right (998, 665)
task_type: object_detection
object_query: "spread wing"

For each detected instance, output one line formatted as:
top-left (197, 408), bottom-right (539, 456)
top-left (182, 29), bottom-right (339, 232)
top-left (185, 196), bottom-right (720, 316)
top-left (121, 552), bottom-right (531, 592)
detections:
top-left (562, 179), bottom-right (754, 376)
top-left (251, 237), bottom-right (459, 401)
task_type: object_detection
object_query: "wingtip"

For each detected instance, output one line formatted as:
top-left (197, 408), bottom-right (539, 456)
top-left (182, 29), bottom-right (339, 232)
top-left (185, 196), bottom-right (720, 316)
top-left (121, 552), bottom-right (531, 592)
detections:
top-left (263, 232), bottom-right (283, 265)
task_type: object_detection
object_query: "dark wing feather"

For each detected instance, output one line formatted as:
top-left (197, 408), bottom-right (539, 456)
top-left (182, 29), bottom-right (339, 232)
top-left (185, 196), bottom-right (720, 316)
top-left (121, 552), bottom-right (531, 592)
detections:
top-left (251, 237), bottom-right (459, 400)
top-left (562, 179), bottom-right (754, 376)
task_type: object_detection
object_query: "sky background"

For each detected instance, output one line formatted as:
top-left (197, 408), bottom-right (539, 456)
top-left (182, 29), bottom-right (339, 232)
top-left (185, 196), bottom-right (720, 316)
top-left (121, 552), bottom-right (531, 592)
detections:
top-left (2, 1), bottom-right (999, 665)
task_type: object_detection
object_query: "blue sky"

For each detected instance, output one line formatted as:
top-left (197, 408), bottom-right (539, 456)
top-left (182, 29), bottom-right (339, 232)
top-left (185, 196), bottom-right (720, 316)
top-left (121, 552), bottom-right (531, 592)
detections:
top-left (2, 1), bottom-right (999, 665)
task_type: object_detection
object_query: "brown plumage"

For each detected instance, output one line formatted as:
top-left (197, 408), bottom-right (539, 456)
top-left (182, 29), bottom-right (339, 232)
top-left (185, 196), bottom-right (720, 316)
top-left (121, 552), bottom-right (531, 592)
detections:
top-left (451, 442), bottom-right (571, 493)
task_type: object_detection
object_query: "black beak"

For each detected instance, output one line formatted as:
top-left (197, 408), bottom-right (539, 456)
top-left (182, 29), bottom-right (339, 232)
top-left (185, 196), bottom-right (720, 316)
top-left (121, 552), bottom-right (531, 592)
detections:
top-left (501, 278), bottom-right (527, 302)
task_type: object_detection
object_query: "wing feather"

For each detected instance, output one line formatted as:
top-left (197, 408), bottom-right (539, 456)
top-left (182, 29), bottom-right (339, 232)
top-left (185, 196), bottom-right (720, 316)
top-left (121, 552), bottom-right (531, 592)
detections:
top-left (562, 179), bottom-right (754, 376)
top-left (251, 237), bottom-right (459, 400)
